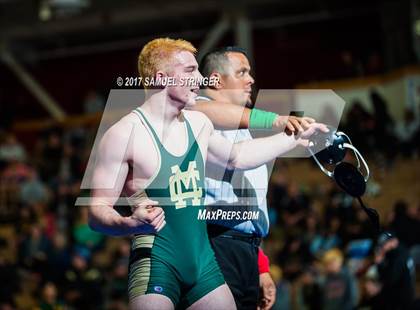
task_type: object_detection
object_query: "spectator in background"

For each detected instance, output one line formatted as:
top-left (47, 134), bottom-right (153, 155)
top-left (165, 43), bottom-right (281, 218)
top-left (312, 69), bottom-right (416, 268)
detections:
top-left (61, 131), bottom-right (85, 181)
top-left (295, 266), bottom-right (322, 310)
top-left (370, 90), bottom-right (397, 162)
top-left (0, 133), bottom-right (31, 190)
top-left (0, 252), bottom-right (19, 309)
top-left (72, 206), bottom-right (104, 251)
top-left (83, 90), bottom-right (105, 114)
top-left (354, 207), bottom-right (376, 239)
top-left (20, 169), bottom-right (50, 207)
top-left (358, 265), bottom-right (384, 310)
top-left (395, 108), bottom-right (420, 157)
top-left (267, 168), bottom-right (289, 226)
top-left (278, 236), bottom-right (313, 281)
top-left (302, 212), bottom-right (322, 255)
top-left (106, 239), bottom-right (130, 303)
top-left (344, 101), bottom-right (375, 154)
top-left (388, 200), bottom-right (420, 247)
top-left (107, 259), bottom-right (129, 304)
top-left (308, 218), bottom-right (341, 259)
top-left (46, 232), bottom-right (71, 286)
top-left (18, 224), bottom-right (50, 273)
top-left (36, 129), bottom-right (63, 184)
top-left (13, 272), bottom-right (40, 310)
top-left (35, 282), bottom-right (64, 310)
top-left (342, 208), bottom-right (373, 246)
top-left (365, 51), bottom-right (384, 75)
top-left (281, 182), bottom-right (310, 237)
top-left (1, 157), bottom-right (32, 184)
top-left (374, 232), bottom-right (416, 310)
top-left (345, 237), bottom-right (374, 276)
top-left (339, 50), bottom-right (363, 78)
top-left (63, 249), bottom-right (104, 310)
top-left (0, 135), bottom-right (32, 220)
top-left (0, 133), bottom-right (26, 164)
top-left (319, 248), bottom-right (358, 310)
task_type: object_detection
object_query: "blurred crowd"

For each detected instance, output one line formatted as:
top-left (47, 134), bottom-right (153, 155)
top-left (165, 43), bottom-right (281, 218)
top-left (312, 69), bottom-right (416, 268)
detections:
top-left (344, 91), bottom-right (420, 164)
top-left (265, 172), bottom-right (419, 310)
top-left (0, 125), bottom-right (130, 310)
top-left (0, 90), bottom-right (419, 310)
top-left (263, 91), bottom-right (420, 310)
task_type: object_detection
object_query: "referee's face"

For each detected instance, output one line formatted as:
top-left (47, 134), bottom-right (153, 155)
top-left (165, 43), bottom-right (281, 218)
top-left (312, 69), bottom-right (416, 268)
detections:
top-left (220, 52), bottom-right (254, 106)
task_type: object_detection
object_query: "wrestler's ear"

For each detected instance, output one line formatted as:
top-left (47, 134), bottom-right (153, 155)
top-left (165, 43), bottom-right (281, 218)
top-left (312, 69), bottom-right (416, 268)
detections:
top-left (154, 70), bottom-right (167, 88)
top-left (210, 72), bottom-right (223, 89)
top-left (155, 70), bottom-right (166, 79)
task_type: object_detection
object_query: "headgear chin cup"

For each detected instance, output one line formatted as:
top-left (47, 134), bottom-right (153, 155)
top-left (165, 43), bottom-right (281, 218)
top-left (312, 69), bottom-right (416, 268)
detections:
top-left (308, 128), bottom-right (370, 197)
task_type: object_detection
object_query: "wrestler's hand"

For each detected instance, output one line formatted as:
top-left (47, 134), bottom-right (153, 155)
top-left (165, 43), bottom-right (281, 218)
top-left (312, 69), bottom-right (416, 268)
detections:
top-left (273, 115), bottom-right (315, 134)
top-left (258, 272), bottom-right (276, 310)
top-left (130, 199), bottom-right (166, 234)
top-left (296, 122), bottom-right (329, 147)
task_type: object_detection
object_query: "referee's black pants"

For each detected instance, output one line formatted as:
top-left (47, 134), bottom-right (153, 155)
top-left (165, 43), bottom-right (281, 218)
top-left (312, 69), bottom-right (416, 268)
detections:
top-left (207, 224), bottom-right (260, 310)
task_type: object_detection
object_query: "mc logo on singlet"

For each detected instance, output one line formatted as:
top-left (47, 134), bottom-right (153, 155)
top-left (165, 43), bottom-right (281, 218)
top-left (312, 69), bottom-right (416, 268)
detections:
top-left (169, 161), bottom-right (203, 209)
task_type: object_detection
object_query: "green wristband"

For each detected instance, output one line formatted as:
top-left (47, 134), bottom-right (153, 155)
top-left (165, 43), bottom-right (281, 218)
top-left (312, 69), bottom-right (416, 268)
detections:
top-left (249, 108), bottom-right (278, 129)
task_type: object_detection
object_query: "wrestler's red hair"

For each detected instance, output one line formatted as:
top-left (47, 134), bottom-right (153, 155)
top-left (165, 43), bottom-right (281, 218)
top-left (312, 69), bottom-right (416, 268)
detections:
top-left (138, 38), bottom-right (196, 88)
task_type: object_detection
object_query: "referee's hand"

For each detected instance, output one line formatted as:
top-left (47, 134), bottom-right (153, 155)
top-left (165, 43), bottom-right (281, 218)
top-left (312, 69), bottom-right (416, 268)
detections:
top-left (258, 272), bottom-right (276, 310)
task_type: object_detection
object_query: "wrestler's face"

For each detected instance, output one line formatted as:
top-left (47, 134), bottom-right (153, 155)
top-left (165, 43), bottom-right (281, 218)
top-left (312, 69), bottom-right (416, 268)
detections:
top-left (219, 52), bottom-right (254, 106)
top-left (165, 51), bottom-right (202, 107)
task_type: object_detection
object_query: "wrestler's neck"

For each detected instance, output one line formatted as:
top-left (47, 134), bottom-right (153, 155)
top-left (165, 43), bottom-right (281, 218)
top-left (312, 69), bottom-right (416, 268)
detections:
top-left (142, 89), bottom-right (184, 122)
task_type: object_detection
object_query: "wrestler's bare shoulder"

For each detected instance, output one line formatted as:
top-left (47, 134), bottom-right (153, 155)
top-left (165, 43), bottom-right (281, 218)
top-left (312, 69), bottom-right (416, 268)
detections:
top-left (98, 112), bottom-right (148, 154)
top-left (183, 109), bottom-right (214, 134)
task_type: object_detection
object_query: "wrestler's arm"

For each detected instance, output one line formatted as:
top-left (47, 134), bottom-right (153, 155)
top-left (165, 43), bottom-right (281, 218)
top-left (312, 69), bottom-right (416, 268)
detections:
top-left (206, 116), bottom-right (328, 170)
top-left (88, 121), bottom-right (163, 236)
top-left (192, 99), bottom-right (314, 131)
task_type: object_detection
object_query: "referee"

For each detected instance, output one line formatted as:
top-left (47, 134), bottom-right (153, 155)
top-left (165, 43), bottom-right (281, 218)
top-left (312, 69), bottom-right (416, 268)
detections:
top-left (194, 47), bottom-right (278, 310)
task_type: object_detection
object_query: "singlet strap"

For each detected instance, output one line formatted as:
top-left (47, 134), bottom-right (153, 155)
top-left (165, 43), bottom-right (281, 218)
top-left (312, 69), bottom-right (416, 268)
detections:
top-left (133, 108), bottom-right (164, 150)
top-left (182, 112), bottom-right (198, 151)
top-left (134, 107), bottom-right (198, 158)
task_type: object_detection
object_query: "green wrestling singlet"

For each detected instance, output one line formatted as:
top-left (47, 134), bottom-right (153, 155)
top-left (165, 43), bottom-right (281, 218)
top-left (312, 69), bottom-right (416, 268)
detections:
top-left (127, 108), bottom-right (224, 308)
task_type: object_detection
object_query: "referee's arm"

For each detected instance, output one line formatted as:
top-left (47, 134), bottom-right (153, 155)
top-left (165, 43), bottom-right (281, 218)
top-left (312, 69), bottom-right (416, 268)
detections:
top-left (192, 99), bottom-right (250, 129)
